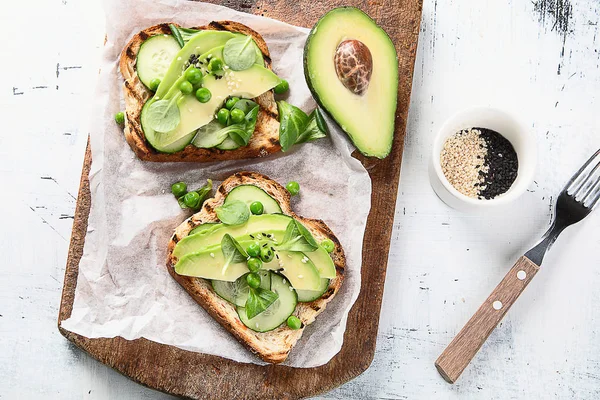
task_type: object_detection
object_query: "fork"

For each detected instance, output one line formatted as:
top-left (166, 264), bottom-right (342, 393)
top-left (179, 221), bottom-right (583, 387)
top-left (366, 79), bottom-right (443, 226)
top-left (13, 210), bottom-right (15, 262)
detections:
top-left (435, 149), bottom-right (600, 384)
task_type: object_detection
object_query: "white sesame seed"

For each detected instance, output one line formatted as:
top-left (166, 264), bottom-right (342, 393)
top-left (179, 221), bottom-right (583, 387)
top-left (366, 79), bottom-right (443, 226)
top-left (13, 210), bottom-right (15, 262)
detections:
top-left (210, 253), bottom-right (215, 258)
top-left (298, 275), bottom-right (303, 279)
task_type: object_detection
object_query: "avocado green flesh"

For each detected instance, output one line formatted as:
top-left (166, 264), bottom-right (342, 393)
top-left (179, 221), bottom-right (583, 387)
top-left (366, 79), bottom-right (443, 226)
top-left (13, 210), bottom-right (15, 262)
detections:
top-left (189, 223), bottom-right (219, 236)
top-left (142, 64), bottom-right (280, 152)
top-left (155, 31), bottom-right (238, 98)
top-left (175, 240), bottom-right (322, 290)
top-left (173, 214), bottom-right (290, 258)
top-left (223, 185), bottom-right (283, 214)
top-left (173, 214), bottom-right (337, 279)
top-left (304, 7), bottom-right (398, 158)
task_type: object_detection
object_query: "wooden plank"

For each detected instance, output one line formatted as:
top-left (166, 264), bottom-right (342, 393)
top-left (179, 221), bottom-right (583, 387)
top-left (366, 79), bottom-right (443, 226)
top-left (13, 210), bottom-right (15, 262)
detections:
top-left (57, 0), bottom-right (423, 398)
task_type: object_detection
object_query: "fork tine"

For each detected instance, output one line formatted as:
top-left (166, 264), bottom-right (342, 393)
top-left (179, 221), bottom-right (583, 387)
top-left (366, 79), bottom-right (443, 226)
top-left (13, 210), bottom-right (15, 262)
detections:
top-left (566, 149), bottom-right (600, 194)
top-left (583, 179), bottom-right (600, 209)
top-left (575, 159), bottom-right (600, 199)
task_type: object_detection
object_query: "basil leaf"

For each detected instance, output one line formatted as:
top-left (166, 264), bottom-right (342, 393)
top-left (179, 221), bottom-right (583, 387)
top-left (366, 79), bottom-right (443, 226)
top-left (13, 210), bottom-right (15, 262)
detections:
top-left (227, 105), bottom-right (259, 146)
top-left (221, 233), bottom-right (248, 274)
top-left (232, 99), bottom-right (258, 114)
top-left (216, 200), bottom-right (250, 225)
top-left (277, 101), bottom-right (309, 152)
top-left (223, 36), bottom-right (260, 71)
top-left (245, 287), bottom-right (279, 319)
top-left (169, 24), bottom-right (185, 48)
top-left (146, 98), bottom-right (181, 133)
top-left (276, 220), bottom-right (319, 252)
top-left (296, 109), bottom-right (327, 144)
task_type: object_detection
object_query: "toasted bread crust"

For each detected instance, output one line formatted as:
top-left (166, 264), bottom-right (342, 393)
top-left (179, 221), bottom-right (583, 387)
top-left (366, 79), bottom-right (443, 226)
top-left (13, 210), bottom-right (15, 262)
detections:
top-left (166, 172), bottom-right (345, 363)
top-left (119, 22), bottom-right (281, 162)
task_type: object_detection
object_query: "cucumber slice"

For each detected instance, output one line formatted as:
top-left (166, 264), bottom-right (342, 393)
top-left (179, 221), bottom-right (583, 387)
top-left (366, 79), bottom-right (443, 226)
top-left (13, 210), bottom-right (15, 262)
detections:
top-left (296, 278), bottom-right (330, 302)
top-left (224, 185), bottom-right (282, 214)
top-left (189, 223), bottom-right (219, 236)
top-left (216, 137), bottom-right (241, 150)
top-left (140, 99), bottom-right (195, 153)
top-left (192, 120), bottom-right (228, 148)
top-left (212, 271), bottom-right (270, 307)
top-left (237, 273), bottom-right (298, 332)
top-left (136, 35), bottom-right (180, 89)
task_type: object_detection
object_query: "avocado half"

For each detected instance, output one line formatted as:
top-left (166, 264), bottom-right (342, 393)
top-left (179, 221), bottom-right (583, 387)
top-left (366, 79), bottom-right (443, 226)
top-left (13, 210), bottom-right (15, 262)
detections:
top-left (304, 7), bottom-right (398, 159)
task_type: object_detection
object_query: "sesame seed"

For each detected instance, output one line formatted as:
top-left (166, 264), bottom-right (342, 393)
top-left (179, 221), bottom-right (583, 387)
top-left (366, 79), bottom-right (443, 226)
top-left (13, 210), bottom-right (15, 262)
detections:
top-left (298, 275), bottom-right (303, 279)
top-left (210, 253), bottom-right (215, 258)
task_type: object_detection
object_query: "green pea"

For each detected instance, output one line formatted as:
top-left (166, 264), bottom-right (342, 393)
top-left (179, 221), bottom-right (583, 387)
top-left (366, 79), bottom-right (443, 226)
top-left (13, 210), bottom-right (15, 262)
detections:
top-left (273, 80), bottom-right (289, 94)
top-left (247, 257), bottom-right (262, 272)
top-left (225, 97), bottom-right (239, 110)
top-left (217, 108), bottom-right (230, 126)
top-left (183, 191), bottom-right (200, 209)
top-left (260, 245), bottom-right (274, 263)
top-left (114, 112), bottom-right (125, 125)
top-left (286, 181), bottom-right (300, 196)
top-left (321, 239), bottom-right (335, 253)
top-left (230, 108), bottom-right (245, 124)
top-left (287, 316), bottom-right (302, 330)
top-left (246, 272), bottom-right (261, 289)
top-left (249, 201), bottom-right (264, 215)
top-left (149, 78), bottom-right (161, 91)
top-left (185, 67), bottom-right (203, 85)
top-left (195, 87), bottom-right (211, 103)
top-left (179, 81), bottom-right (193, 95)
top-left (208, 57), bottom-right (224, 74)
top-left (247, 242), bottom-right (261, 258)
top-left (171, 181), bottom-right (187, 198)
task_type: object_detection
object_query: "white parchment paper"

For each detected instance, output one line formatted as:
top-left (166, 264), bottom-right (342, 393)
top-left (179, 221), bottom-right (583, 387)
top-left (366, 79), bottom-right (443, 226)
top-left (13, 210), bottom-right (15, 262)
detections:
top-left (61, 0), bottom-right (372, 368)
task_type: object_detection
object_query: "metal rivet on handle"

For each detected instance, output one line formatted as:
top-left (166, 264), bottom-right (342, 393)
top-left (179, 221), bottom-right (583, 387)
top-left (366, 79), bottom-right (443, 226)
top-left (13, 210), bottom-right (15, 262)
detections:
top-left (492, 301), bottom-right (503, 310)
top-left (517, 270), bottom-right (527, 280)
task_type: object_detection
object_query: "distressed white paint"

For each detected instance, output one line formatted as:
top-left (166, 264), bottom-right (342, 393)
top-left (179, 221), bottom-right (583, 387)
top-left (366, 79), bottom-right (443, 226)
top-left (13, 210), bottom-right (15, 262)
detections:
top-left (1, 0), bottom-right (599, 399)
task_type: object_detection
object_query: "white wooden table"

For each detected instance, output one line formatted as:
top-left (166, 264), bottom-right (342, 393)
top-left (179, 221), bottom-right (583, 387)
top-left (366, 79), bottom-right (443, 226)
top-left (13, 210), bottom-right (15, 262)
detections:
top-left (2, 0), bottom-right (599, 398)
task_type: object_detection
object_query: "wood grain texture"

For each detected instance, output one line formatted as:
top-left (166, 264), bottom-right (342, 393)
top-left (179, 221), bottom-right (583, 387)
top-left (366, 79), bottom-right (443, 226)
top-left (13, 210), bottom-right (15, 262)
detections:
top-left (57, 0), bottom-right (423, 398)
top-left (435, 256), bottom-right (540, 384)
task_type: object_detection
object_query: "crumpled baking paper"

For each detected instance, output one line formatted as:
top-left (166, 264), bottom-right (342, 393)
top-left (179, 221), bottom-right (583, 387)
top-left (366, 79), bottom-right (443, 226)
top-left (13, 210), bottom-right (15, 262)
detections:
top-left (61, 0), bottom-right (372, 368)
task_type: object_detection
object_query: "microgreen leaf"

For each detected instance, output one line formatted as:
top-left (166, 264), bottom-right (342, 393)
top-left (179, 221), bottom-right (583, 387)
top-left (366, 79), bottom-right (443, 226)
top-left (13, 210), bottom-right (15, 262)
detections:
top-left (146, 95), bottom-right (181, 133)
top-left (275, 220), bottom-right (319, 252)
top-left (216, 200), bottom-right (250, 225)
top-left (221, 233), bottom-right (248, 274)
top-left (223, 35), bottom-right (260, 71)
top-left (245, 287), bottom-right (279, 319)
top-left (232, 99), bottom-right (258, 114)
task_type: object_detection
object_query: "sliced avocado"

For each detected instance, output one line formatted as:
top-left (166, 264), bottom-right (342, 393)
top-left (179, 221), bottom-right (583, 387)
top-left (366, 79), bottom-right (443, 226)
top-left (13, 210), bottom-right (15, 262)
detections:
top-left (304, 7), bottom-right (398, 158)
top-left (175, 248), bottom-right (249, 282)
top-left (189, 223), bottom-right (219, 236)
top-left (142, 64), bottom-right (280, 153)
top-left (263, 251), bottom-right (322, 291)
top-left (223, 185), bottom-right (283, 214)
top-left (172, 214), bottom-right (290, 258)
top-left (175, 241), bottom-right (322, 290)
top-left (155, 31), bottom-right (238, 98)
top-left (173, 214), bottom-right (337, 279)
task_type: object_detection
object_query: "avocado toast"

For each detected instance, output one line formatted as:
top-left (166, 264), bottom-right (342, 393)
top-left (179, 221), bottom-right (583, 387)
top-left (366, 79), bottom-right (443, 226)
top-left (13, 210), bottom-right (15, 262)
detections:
top-left (166, 172), bottom-right (345, 363)
top-left (119, 22), bottom-right (281, 162)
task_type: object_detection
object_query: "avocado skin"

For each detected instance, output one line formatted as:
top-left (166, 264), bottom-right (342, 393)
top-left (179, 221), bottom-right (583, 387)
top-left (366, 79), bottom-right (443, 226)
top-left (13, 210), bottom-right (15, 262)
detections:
top-left (303, 7), bottom-right (399, 159)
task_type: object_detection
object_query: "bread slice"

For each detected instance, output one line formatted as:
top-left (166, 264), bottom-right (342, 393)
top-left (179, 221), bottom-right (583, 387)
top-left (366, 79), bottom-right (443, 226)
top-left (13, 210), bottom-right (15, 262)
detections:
top-left (119, 22), bottom-right (281, 162)
top-left (166, 172), bottom-right (345, 363)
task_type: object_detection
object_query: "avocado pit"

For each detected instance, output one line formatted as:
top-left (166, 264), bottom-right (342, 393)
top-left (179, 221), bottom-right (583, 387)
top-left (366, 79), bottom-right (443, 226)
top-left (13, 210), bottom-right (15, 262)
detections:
top-left (334, 40), bottom-right (373, 96)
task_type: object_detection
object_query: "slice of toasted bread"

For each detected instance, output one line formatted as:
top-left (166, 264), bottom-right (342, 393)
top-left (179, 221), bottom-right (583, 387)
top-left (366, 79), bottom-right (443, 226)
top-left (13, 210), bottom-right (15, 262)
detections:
top-left (119, 22), bottom-right (281, 162)
top-left (166, 172), bottom-right (345, 363)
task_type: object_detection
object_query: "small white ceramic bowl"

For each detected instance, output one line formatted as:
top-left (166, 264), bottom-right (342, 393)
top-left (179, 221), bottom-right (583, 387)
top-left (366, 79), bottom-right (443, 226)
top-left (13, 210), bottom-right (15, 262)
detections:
top-left (429, 107), bottom-right (536, 212)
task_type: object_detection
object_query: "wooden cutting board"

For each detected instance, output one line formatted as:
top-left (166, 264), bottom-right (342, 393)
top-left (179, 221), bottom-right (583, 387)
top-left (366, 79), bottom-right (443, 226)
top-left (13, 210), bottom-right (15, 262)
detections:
top-left (58, 0), bottom-right (423, 398)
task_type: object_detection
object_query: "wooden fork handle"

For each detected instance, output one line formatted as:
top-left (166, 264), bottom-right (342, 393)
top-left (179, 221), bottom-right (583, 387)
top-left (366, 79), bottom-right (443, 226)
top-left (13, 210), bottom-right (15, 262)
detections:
top-left (435, 256), bottom-right (540, 383)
